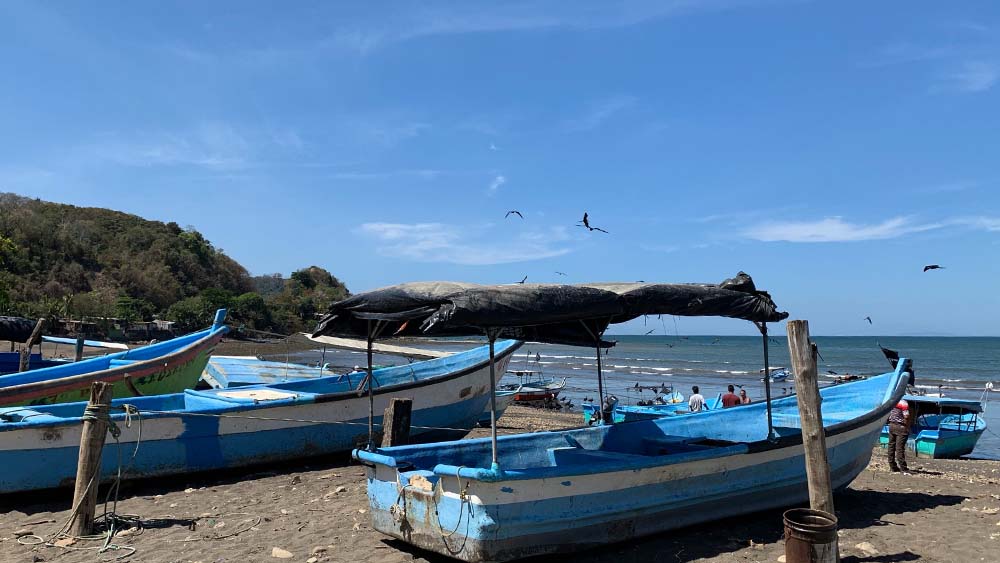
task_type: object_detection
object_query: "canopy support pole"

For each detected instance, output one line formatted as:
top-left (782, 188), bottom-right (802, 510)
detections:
top-left (365, 319), bottom-right (388, 451)
top-left (756, 322), bottom-right (776, 441)
top-left (579, 319), bottom-right (608, 425)
top-left (485, 328), bottom-right (501, 472)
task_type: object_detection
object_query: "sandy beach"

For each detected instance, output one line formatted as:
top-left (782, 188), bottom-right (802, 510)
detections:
top-left (2, 405), bottom-right (997, 563)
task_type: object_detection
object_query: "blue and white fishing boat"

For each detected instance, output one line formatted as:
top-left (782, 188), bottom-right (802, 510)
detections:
top-left (357, 360), bottom-right (909, 562)
top-left (878, 393), bottom-right (987, 459)
top-left (0, 340), bottom-right (520, 494)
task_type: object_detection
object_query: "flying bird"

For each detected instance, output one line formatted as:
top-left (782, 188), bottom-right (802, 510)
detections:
top-left (555, 271), bottom-right (567, 276)
top-left (577, 212), bottom-right (609, 233)
top-left (864, 316), bottom-right (872, 325)
top-left (827, 370), bottom-right (838, 375)
top-left (518, 275), bottom-right (527, 284)
top-left (923, 264), bottom-right (944, 272)
top-left (489, 142), bottom-right (499, 151)
top-left (644, 329), bottom-right (656, 335)
top-left (505, 210), bottom-right (523, 219)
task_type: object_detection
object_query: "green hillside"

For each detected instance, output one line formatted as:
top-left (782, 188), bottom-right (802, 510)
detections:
top-left (0, 193), bottom-right (348, 334)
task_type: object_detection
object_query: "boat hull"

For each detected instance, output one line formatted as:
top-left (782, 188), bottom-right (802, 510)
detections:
top-left (0, 341), bottom-right (520, 494)
top-left (366, 416), bottom-right (883, 561)
top-left (358, 361), bottom-right (909, 562)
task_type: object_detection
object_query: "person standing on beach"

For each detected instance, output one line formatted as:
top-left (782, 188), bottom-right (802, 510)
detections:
top-left (688, 385), bottom-right (706, 412)
top-left (887, 399), bottom-right (911, 473)
top-left (721, 384), bottom-right (740, 407)
top-left (739, 389), bottom-right (751, 404)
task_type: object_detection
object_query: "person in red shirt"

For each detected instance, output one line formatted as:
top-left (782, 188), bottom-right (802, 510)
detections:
top-left (721, 384), bottom-right (741, 408)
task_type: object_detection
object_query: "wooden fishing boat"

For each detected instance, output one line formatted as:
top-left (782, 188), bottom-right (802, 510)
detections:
top-left (356, 360), bottom-right (909, 562)
top-left (0, 339), bottom-right (520, 494)
top-left (500, 370), bottom-right (566, 402)
top-left (320, 273), bottom-right (794, 560)
top-left (0, 310), bottom-right (228, 407)
top-left (878, 393), bottom-right (987, 458)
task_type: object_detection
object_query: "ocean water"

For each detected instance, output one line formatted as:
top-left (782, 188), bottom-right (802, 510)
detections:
top-left (293, 336), bottom-right (1000, 460)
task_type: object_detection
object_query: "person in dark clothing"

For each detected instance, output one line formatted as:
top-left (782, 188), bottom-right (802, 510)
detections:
top-left (887, 400), bottom-right (911, 473)
top-left (721, 384), bottom-right (741, 408)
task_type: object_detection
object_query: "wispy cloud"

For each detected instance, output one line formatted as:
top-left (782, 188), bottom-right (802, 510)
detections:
top-left (487, 174), bottom-right (507, 194)
top-left (328, 1), bottom-right (767, 54)
top-left (329, 169), bottom-right (447, 181)
top-left (745, 214), bottom-right (1000, 243)
top-left (862, 42), bottom-right (955, 68)
top-left (918, 180), bottom-right (981, 194)
top-left (357, 222), bottom-right (572, 265)
top-left (954, 216), bottom-right (1000, 232)
top-left (745, 216), bottom-right (943, 243)
top-left (933, 61), bottom-right (999, 93)
top-left (566, 95), bottom-right (637, 131)
top-left (84, 122), bottom-right (253, 170)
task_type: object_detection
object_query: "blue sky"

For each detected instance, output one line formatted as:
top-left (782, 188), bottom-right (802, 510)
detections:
top-left (2, 1), bottom-right (998, 336)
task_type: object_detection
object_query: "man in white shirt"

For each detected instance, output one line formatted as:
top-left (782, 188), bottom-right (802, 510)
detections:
top-left (688, 385), bottom-right (706, 412)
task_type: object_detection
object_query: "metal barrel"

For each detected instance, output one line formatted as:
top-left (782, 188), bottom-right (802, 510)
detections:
top-left (783, 508), bottom-right (839, 563)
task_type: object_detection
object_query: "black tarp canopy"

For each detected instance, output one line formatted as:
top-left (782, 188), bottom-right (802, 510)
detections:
top-left (0, 316), bottom-right (37, 343)
top-left (314, 272), bottom-right (787, 345)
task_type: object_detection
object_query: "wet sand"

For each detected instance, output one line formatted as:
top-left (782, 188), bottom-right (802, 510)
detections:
top-left (2, 406), bottom-right (998, 563)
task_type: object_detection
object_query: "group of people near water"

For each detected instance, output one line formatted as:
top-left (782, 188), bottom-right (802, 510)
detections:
top-left (687, 384), bottom-right (751, 412)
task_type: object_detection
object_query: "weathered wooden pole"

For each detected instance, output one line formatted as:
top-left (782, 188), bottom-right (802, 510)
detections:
top-left (74, 336), bottom-right (85, 362)
top-left (381, 398), bottom-right (413, 447)
top-left (786, 320), bottom-right (835, 514)
top-left (69, 381), bottom-right (114, 537)
top-left (17, 318), bottom-right (46, 372)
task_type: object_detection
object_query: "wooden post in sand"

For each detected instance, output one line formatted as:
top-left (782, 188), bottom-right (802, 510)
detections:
top-left (17, 318), bottom-right (46, 372)
top-left (74, 336), bottom-right (85, 362)
top-left (381, 398), bottom-right (412, 447)
top-left (786, 320), bottom-right (834, 514)
top-left (69, 381), bottom-right (113, 537)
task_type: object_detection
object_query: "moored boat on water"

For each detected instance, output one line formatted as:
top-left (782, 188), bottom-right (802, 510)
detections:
top-left (0, 310), bottom-right (229, 407)
top-left (0, 339), bottom-right (521, 494)
top-left (878, 393), bottom-right (987, 458)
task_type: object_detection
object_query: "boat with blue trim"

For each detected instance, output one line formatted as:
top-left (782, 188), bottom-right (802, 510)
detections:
top-left (878, 393), bottom-right (987, 459)
top-left (0, 310), bottom-right (229, 407)
top-left (356, 359), bottom-right (910, 562)
top-left (0, 339), bottom-right (519, 494)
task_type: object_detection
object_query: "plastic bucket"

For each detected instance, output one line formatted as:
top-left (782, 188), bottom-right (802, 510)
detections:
top-left (783, 508), bottom-right (839, 563)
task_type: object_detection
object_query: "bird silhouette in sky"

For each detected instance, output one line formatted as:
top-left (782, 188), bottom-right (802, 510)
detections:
top-left (577, 212), bottom-right (609, 233)
top-left (644, 329), bottom-right (655, 335)
top-left (555, 271), bottom-right (567, 276)
top-left (517, 275), bottom-right (527, 284)
top-left (505, 210), bottom-right (523, 219)
top-left (864, 316), bottom-right (872, 325)
top-left (923, 264), bottom-right (944, 272)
